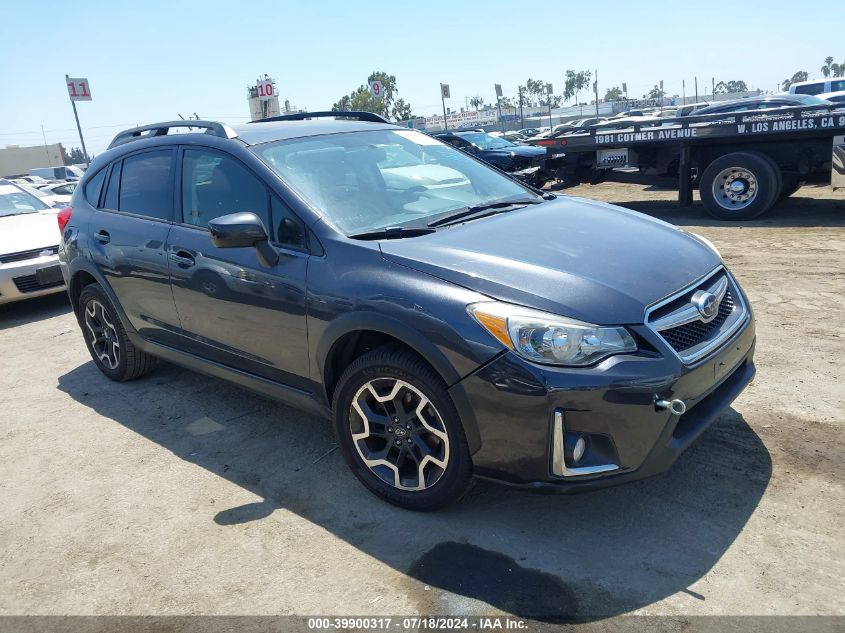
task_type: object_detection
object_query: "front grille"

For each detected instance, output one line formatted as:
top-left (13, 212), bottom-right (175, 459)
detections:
top-left (0, 245), bottom-right (59, 264)
top-left (646, 268), bottom-right (747, 363)
top-left (12, 274), bottom-right (64, 294)
top-left (661, 289), bottom-right (735, 352)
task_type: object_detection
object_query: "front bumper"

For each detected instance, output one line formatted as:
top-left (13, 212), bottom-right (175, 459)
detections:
top-left (449, 312), bottom-right (756, 491)
top-left (0, 254), bottom-right (65, 305)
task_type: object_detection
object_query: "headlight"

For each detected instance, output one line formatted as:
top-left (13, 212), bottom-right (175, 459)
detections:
top-left (468, 302), bottom-right (636, 366)
top-left (690, 232), bottom-right (722, 259)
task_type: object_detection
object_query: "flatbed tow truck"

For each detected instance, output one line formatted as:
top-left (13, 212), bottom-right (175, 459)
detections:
top-left (527, 103), bottom-right (845, 219)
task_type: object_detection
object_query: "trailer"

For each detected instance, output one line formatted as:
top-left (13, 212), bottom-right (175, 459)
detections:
top-left (528, 104), bottom-right (845, 220)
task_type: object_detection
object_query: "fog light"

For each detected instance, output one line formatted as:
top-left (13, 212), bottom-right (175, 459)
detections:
top-left (572, 436), bottom-right (587, 464)
top-left (564, 432), bottom-right (588, 466)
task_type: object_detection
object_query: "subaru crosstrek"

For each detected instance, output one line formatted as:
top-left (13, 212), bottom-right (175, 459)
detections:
top-left (58, 112), bottom-right (756, 510)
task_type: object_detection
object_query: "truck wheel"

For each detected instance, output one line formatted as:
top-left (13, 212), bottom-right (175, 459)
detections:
top-left (332, 345), bottom-right (472, 511)
top-left (779, 175), bottom-right (805, 200)
top-left (699, 152), bottom-right (781, 220)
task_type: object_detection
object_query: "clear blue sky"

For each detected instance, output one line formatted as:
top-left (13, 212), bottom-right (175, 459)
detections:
top-left (0, 0), bottom-right (840, 155)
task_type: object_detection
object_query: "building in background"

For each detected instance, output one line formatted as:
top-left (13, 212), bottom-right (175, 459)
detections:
top-left (0, 144), bottom-right (64, 178)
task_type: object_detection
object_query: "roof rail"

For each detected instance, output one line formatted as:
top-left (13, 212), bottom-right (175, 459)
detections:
top-left (250, 111), bottom-right (390, 124)
top-left (107, 121), bottom-right (238, 149)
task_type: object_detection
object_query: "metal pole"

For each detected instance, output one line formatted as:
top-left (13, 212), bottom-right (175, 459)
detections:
top-left (519, 87), bottom-right (524, 128)
top-left (683, 79), bottom-right (686, 104)
top-left (548, 100), bottom-right (552, 130)
top-left (712, 77), bottom-right (716, 100)
top-left (66, 74), bottom-right (89, 166)
top-left (496, 96), bottom-right (503, 132)
top-left (695, 76), bottom-right (699, 102)
top-left (594, 69), bottom-right (599, 120)
top-left (41, 125), bottom-right (53, 167)
top-left (441, 89), bottom-right (448, 131)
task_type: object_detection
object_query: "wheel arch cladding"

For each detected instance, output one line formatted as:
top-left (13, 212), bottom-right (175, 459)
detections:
top-left (317, 313), bottom-right (482, 454)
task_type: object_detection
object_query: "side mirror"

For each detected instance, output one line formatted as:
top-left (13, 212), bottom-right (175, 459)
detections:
top-left (207, 212), bottom-right (279, 267)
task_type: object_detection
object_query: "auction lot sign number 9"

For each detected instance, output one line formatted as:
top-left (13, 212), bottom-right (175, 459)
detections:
top-left (66, 77), bottom-right (92, 101)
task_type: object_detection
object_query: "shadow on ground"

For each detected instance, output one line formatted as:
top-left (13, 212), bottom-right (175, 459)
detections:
top-left (0, 293), bottom-right (71, 330)
top-left (572, 184), bottom-right (845, 229)
top-left (58, 361), bottom-right (771, 621)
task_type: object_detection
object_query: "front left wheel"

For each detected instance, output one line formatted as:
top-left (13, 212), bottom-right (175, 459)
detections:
top-left (332, 346), bottom-right (472, 511)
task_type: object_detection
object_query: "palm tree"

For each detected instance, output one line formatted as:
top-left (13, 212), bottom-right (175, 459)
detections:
top-left (832, 60), bottom-right (845, 78)
top-left (821, 56), bottom-right (834, 78)
top-left (469, 95), bottom-right (484, 110)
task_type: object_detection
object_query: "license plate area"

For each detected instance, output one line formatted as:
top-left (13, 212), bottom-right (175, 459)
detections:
top-left (36, 265), bottom-right (63, 285)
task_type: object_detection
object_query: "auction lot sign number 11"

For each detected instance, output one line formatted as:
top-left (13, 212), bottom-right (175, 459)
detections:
top-left (65, 74), bottom-right (91, 165)
top-left (66, 77), bottom-right (92, 101)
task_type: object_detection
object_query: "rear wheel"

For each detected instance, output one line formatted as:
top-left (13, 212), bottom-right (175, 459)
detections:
top-left (699, 152), bottom-right (781, 220)
top-left (78, 284), bottom-right (156, 381)
top-left (332, 345), bottom-right (472, 511)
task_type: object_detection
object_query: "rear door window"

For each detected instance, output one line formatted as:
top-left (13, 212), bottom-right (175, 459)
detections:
top-left (118, 151), bottom-right (174, 221)
top-left (830, 80), bottom-right (845, 92)
top-left (103, 162), bottom-right (122, 210)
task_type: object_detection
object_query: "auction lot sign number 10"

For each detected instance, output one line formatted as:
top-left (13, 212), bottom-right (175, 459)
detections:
top-left (256, 79), bottom-right (274, 101)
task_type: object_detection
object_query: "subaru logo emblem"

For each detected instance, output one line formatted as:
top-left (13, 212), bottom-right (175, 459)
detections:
top-left (692, 290), bottom-right (719, 321)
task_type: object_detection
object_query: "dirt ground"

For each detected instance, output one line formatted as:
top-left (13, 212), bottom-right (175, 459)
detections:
top-left (0, 181), bottom-right (843, 626)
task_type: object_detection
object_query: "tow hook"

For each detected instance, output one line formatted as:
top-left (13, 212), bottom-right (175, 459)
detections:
top-left (655, 398), bottom-right (687, 416)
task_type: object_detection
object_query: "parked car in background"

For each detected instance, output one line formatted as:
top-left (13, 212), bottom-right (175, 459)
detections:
top-left (8, 180), bottom-right (65, 208)
top-left (11, 175), bottom-right (49, 185)
top-left (59, 114), bottom-right (755, 510)
top-left (688, 94), bottom-right (831, 116)
top-left (675, 102), bottom-right (710, 117)
top-left (817, 90), bottom-right (845, 104)
top-left (0, 179), bottom-right (64, 304)
top-left (433, 130), bottom-right (549, 186)
top-left (788, 78), bottom-right (845, 96)
top-left (28, 166), bottom-right (85, 181)
top-left (36, 181), bottom-right (76, 204)
top-left (518, 127), bottom-right (542, 137)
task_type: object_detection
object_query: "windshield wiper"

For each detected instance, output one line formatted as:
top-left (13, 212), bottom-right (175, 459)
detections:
top-left (348, 226), bottom-right (437, 240)
top-left (428, 198), bottom-right (540, 228)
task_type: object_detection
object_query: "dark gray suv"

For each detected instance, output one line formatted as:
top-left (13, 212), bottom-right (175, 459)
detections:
top-left (58, 112), bottom-right (756, 510)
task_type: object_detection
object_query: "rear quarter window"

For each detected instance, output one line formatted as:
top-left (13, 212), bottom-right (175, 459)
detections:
top-left (84, 169), bottom-right (106, 206)
top-left (831, 80), bottom-right (845, 92)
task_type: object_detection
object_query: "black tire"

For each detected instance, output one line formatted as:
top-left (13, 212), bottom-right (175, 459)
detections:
top-left (779, 175), bottom-right (805, 200)
top-left (78, 283), bottom-right (156, 382)
top-left (332, 345), bottom-right (472, 511)
top-left (699, 151), bottom-right (781, 220)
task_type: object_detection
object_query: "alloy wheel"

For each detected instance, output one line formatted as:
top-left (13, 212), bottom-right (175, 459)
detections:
top-left (84, 300), bottom-right (121, 370)
top-left (349, 378), bottom-right (449, 491)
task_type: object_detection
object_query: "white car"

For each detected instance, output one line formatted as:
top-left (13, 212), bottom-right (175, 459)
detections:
top-left (0, 180), bottom-right (65, 305)
top-left (35, 181), bottom-right (76, 205)
top-left (9, 180), bottom-right (65, 208)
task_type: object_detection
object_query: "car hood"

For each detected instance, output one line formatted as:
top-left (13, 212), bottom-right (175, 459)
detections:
top-left (0, 212), bottom-right (61, 255)
top-left (380, 196), bottom-right (720, 325)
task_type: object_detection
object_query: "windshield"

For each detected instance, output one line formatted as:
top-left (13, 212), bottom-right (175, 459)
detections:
top-left (0, 183), bottom-right (50, 216)
top-left (454, 132), bottom-right (515, 150)
top-left (255, 129), bottom-right (536, 235)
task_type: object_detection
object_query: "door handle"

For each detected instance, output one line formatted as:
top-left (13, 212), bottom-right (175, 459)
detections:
top-left (169, 250), bottom-right (196, 268)
top-left (94, 229), bottom-right (110, 244)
